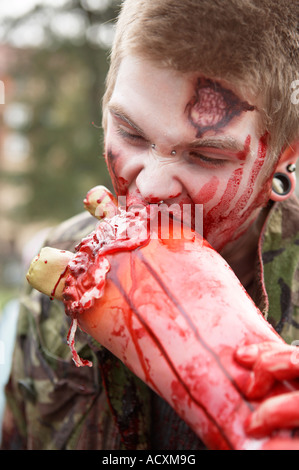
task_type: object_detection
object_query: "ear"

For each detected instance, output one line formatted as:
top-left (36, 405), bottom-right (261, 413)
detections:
top-left (270, 142), bottom-right (299, 202)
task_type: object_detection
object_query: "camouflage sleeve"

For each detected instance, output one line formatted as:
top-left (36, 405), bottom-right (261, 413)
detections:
top-left (261, 197), bottom-right (299, 345)
top-left (1, 212), bottom-right (102, 449)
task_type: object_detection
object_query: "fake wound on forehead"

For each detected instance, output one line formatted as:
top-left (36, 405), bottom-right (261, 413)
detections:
top-left (186, 78), bottom-right (256, 138)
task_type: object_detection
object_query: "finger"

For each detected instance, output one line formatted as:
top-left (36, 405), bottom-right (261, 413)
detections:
top-left (235, 341), bottom-right (285, 367)
top-left (261, 437), bottom-right (299, 450)
top-left (26, 247), bottom-right (73, 300)
top-left (236, 343), bottom-right (284, 398)
top-left (265, 349), bottom-right (299, 382)
top-left (235, 341), bottom-right (299, 398)
top-left (246, 391), bottom-right (299, 438)
top-left (83, 185), bottom-right (117, 220)
top-left (244, 350), bottom-right (299, 399)
top-left (243, 367), bottom-right (275, 399)
top-left (242, 356), bottom-right (298, 399)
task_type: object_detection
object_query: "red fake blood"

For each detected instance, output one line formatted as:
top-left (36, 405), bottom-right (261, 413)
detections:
top-left (50, 265), bottom-right (69, 301)
top-left (237, 135), bottom-right (251, 161)
top-left (103, 245), bottom-right (238, 450)
top-left (230, 133), bottom-right (268, 215)
top-left (201, 133), bottom-right (268, 248)
top-left (106, 149), bottom-right (128, 195)
top-left (196, 176), bottom-right (220, 205)
top-left (67, 319), bottom-right (93, 367)
top-left (63, 207), bottom-right (151, 367)
top-left (111, 257), bottom-right (163, 395)
top-left (215, 132), bottom-right (269, 246)
top-left (204, 166), bottom-right (244, 238)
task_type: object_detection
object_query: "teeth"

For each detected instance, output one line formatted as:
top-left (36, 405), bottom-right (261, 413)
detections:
top-left (26, 247), bottom-right (73, 300)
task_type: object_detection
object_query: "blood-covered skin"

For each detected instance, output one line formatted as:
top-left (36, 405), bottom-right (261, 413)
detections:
top-left (203, 133), bottom-right (269, 250)
top-left (63, 207), bottom-right (152, 318)
top-left (106, 149), bottom-right (128, 195)
top-left (104, 55), bottom-right (275, 265)
top-left (186, 78), bottom-right (256, 137)
top-left (196, 176), bottom-right (220, 205)
top-left (231, 133), bottom-right (269, 217)
top-left (237, 135), bottom-right (251, 161)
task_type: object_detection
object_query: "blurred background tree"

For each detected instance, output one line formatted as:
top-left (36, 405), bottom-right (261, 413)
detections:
top-left (0, 0), bottom-right (121, 295)
top-left (0, 1), bottom-right (124, 428)
top-left (1, 0), bottom-right (121, 222)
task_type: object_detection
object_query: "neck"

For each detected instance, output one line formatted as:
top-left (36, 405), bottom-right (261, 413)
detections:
top-left (219, 206), bottom-right (270, 289)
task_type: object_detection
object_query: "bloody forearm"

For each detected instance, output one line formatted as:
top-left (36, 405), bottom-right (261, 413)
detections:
top-left (26, 187), bottom-right (299, 450)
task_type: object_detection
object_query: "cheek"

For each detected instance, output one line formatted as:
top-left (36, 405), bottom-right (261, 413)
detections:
top-left (200, 133), bottom-right (270, 246)
top-left (105, 149), bottom-right (128, 196)
top-left (205, 167), bottom-right (245, 222)
top-left (195, 175), bottom-right (220, 205)
top-left (216, 132), bottom-right (268, 216)
top-left (237, 135), bottom-right (251, 161)
top-left (232, 131), bottom-right (270, 213)
top-left (194, 135), bottom-right (252, 212)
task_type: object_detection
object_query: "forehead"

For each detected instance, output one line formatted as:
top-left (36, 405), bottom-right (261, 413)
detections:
top-left (109, 56), bottom-right (194, 144)
top-left (111, 55), bottom-right (257, 108)
top-left (111, 56), bottom-right (192, 117)
top-left (109, 55), bottom-right (262, 146)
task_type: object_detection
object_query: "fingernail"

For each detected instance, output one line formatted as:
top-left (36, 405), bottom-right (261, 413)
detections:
top-left (245, 412), bottom-right (264, 437)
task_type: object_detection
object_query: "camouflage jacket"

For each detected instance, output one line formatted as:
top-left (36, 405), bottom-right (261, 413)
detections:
top-left (2, 196), bottom-right (299, 450)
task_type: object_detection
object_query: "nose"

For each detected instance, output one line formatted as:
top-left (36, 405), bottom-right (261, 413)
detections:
top-left (135, 159), bottom-right (183, 203)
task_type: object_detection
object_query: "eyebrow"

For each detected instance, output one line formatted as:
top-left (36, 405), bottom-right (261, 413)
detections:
top-left (189, 137), bottom-right (245, 153)
top-left (109, 104), bottom-right (247, 154)
top-left (109, 104), bottom-right (148, 138)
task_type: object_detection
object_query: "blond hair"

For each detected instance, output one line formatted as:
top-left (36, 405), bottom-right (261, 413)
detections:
top-left (103, 0), bottom-right (299, 160)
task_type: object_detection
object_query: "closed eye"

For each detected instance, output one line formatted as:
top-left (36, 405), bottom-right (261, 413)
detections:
top-left (116, 126), bottom-right (146, 143)
top-left (188, 151), bottom-right (227, 167)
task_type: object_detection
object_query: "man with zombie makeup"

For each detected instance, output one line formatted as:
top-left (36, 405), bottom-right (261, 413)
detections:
top-left (2, 0), bottom-right (299, 450)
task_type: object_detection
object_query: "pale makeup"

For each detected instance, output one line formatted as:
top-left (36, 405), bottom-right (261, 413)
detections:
top-left (104, 55), bottom-right (273, 261)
